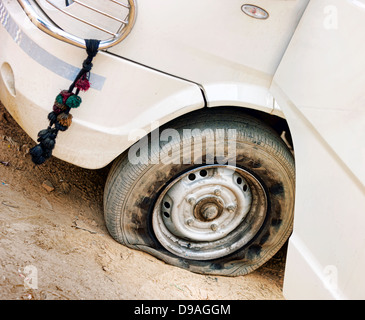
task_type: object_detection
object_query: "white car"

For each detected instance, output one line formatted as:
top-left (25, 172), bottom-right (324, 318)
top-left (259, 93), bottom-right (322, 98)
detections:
top-left (0, 0), bottom-right (364, 299)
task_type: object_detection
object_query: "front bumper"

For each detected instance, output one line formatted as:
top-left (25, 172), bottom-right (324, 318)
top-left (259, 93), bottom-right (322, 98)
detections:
top-left (0, 0), bottom-right (204, 169)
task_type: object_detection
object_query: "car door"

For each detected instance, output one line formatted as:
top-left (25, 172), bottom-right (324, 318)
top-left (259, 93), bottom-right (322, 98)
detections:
top-left (270, 0), bottom-right (365, 299)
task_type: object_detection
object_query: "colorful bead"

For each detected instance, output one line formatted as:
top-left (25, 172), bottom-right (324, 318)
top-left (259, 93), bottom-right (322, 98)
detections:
top-left (75, 76), bottom-right (90, 91)
top-left (57, 112), bottom-right (73, 127)
top-left (66, 95), bottom-right (82, 108)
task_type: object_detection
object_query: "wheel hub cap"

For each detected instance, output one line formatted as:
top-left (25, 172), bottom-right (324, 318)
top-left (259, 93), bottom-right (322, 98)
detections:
top-left (196, 199), bottom-right (220, 221)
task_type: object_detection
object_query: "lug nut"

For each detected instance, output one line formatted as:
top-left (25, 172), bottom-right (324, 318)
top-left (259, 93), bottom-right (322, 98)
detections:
top-left (186, 218), bottom-right (194, 226)
top-left (214, 188), bottom-right (221, 196)
top-left (187, 196), bottom-right (196, 205)
top-left (210, 223), bottom-right (218, 231)
top-left (226, 204), bottom-right (236, 213)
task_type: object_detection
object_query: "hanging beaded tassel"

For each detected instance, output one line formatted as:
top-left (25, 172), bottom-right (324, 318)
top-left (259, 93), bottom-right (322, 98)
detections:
top-left (30, 39), bottom-right (100, 165)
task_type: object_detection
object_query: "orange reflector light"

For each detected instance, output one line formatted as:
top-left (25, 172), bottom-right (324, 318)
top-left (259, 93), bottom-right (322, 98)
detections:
top-left (241, 5), bottom-right (269, 19)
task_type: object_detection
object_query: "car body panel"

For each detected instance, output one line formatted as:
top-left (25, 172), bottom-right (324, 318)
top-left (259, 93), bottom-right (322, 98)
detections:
top-left (107, 0), bottom-right (309, 113)
top-left (271, 0), bottom-right (365, 299)
top-left (31, 0), bottom-right (309, 115)
top-left (0, 0), bottom-right (204, 169)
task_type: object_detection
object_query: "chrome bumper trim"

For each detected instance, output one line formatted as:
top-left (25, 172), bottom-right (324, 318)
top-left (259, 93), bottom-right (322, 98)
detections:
top-left (17, 0), bottom-right (136, 50)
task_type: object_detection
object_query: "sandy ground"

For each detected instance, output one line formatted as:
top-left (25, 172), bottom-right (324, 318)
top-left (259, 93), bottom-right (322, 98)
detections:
top-left (0, 101), bottom-right (287, 300)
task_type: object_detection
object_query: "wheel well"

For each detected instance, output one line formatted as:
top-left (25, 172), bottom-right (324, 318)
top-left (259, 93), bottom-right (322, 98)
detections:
top-left (108, 105), bottom-right (294, 171)
top-left (168, 106), bottom-right (294, 151)
top-left (232, 107), bottom-right (294, 151)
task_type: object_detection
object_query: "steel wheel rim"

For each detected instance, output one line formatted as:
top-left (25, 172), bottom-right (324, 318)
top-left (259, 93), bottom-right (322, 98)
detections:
top-left (152, 165), bottom-right (268, 260)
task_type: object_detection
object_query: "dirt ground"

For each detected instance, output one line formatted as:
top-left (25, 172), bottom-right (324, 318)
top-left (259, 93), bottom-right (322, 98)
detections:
top-left (0, 101), bottom-right (287, 300)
